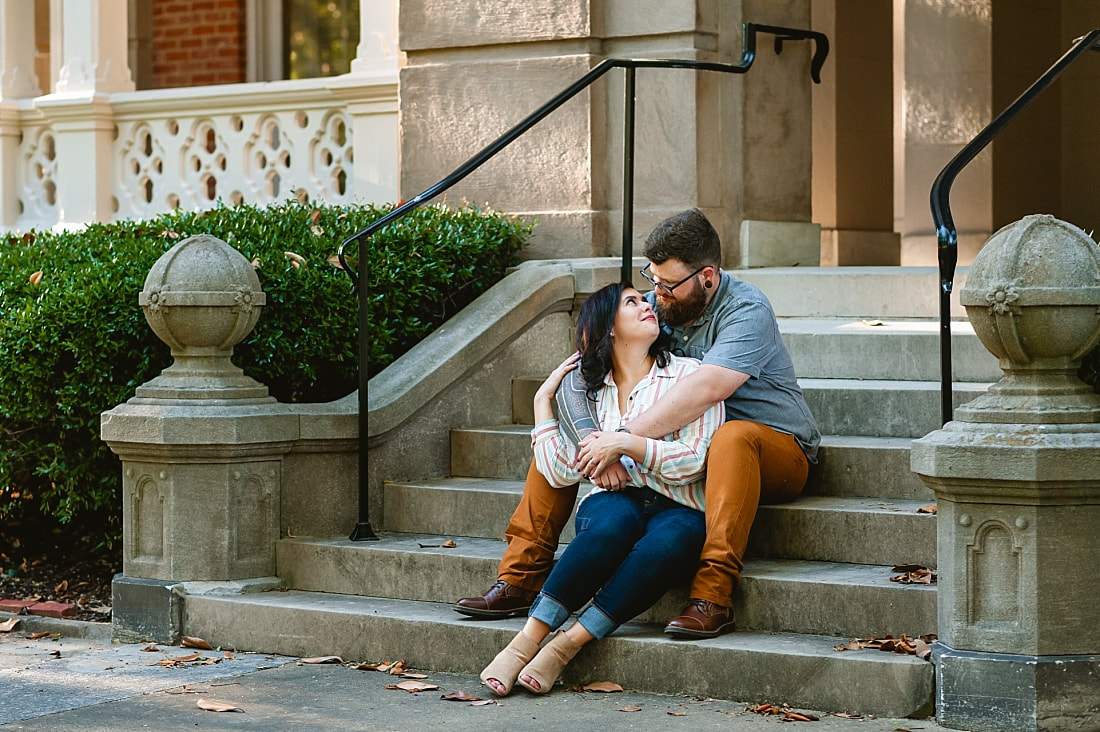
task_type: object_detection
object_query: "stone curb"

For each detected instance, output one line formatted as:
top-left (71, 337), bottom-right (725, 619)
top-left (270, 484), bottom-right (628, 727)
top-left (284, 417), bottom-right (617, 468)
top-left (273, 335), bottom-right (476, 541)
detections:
top-left (0, 611), bottom-right (113, 641)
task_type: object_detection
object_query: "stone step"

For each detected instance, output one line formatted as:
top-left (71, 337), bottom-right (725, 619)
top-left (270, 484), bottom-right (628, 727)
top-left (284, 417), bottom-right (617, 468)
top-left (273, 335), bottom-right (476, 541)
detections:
top-left (777, 318), bottom-right (999, 382)
top-left (182, 591), bottom-right (934, 719)
top-left (275, 535), bottom-right (935, 639)
top-left (735, 266), bottom-right (968, 320)
top-left (748, 496), bottom-right (936, 568)
top-left (511, 376), bottom-right (991, 435)
top-left (800, 379), bottom-right (990, 438)
top-left (383, 477), bottom-right (934, 567)
top-left (452, 428), bottom-right (933, 500)
top-left (808, 435), bottom-right (933, 501)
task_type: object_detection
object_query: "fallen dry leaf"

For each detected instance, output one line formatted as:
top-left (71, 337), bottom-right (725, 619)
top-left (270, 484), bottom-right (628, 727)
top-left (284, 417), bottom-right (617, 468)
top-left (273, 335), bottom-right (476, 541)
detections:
top-left (224, 651), bottom-right (235, 660)
top-left (917, 504), bottom-right (937, 515)
top-left (747, 701), bottom-right (817, 721)
top-left (141, 644), bottom-right (160, 652)
top-left (784, 711), bottom-right (820, 721)
top-left (861, 319), bottom-right (884, 326)
top-left (400, 672), bottom-right (429, 679)
top-left (619, 706), bottom-right (642, 712)
top-left (327, 254), bottom-right (345, 270)
top-left (386, 661), bottom-right (409, 675)
top-left (158, 652), bottom-right (203, 667)
top-left (581, 681), bottom-right (623, 693)
top-left (197, 699), bottom-right (243, 713)
top-left (250, 257), bottom-right (261, 269)
top-left (470, 699), bottom-right (497, 707)
top-left (889, 566), bottom-right (937, 585)
top-left (0, 618), bottom-right (20, 632)
top-left (299, 656), bottom-right (344, 665)
top-left (441, 690), bottom-right (483, 702)
top-left (284, 251), bottom-right (306, 269)
top-left (29, 270), bottom-right (43, 285)
top-left (54, 580), bottom-right (67, 593)
top-left (667, 711), bottom-right (686, 716)
top-left (28, 631), bottom-right (50, 640)
top-left (441, 539), bottom-right (457, 548)
top-left (309, 209), bottom-right (323, 224)
top-left (181, 636), bottom-right (214, 650)
top-left (386, 680), bottom-right (439, 693)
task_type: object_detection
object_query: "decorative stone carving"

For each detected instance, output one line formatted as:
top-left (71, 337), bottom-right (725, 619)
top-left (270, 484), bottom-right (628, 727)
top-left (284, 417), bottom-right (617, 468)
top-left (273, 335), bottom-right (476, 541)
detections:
top-left (135, 234), bottom-right (271, 403)
top-left (957, 214), bottom-right (1100, 423)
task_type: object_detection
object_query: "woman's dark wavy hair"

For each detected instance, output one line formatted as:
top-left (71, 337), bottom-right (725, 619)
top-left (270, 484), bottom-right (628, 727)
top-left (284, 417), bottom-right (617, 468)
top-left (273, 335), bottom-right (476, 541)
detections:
top-left (576, 282), bottom-right (672, 401)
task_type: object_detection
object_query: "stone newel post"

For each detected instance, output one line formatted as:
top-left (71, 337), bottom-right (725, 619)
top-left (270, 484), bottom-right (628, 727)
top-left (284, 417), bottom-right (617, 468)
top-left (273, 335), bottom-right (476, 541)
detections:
top-left (102, 234), bottom-right (297, 643)
top-left (911, 215), bottom-right (1100, 731)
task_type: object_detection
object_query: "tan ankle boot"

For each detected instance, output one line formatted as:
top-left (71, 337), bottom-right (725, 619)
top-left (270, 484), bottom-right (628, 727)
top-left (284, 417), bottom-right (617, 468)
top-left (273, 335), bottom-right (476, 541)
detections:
top-left (516, 631), bottom-right (582, 694)
top-left (479, 632), bottom-right (540, 696)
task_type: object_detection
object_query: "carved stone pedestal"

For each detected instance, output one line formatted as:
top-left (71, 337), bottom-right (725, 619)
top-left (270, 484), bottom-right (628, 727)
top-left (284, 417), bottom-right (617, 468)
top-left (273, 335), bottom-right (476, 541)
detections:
top-left (912, 215), bottom-right (1100, 731)
top-left (102, 235), bottom-right (296, 642)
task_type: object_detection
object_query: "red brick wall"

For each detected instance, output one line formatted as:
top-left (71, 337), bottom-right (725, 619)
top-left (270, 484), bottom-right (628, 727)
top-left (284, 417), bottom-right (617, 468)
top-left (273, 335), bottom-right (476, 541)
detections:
top-left (150, 0), bottom-right (247, 88)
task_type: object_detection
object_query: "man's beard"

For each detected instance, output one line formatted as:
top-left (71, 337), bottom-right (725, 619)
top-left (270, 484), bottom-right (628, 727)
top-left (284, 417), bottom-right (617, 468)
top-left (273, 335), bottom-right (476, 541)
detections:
top-left (655, 279), bottom-right (708, 326)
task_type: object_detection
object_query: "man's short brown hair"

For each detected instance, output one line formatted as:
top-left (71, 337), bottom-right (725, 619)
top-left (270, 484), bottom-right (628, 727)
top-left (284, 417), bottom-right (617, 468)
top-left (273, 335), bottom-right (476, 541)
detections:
top-left (643, 208), bottom-right (721, 271)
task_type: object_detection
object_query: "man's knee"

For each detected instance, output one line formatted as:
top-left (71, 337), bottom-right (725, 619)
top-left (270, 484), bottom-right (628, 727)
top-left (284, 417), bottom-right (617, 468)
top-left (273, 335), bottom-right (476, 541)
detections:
top-left (710, 420), bottom-right (760, 455)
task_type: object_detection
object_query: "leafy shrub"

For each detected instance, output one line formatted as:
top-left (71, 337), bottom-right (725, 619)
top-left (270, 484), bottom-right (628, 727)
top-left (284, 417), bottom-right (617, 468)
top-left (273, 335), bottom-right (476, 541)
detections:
top-left (365, 204), bottom-right (532, 377)
top-left (0, 201), bottom-right (530, 543)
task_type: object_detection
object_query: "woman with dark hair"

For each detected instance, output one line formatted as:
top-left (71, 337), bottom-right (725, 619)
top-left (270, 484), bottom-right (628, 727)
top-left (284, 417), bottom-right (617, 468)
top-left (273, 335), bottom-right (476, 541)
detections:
top-left (479, 282), bottom-right (725, 696)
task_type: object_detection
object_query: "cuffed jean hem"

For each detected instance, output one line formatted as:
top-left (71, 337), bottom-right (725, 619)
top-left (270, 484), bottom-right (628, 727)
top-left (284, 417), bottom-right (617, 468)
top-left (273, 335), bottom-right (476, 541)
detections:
top-left (577, 604), bottom-right (618, 640)
top-left (528, 592), bottom-right (570, 631)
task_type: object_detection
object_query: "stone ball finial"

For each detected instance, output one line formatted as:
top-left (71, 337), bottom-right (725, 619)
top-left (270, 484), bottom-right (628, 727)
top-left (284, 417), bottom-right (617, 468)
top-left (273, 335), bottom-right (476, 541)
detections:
top-left (133, 234), bottom-right (273, 404)
top-left (139, 234), bottom-right (266, 352)
top-left (958, 214), bottom-right (1100, 423)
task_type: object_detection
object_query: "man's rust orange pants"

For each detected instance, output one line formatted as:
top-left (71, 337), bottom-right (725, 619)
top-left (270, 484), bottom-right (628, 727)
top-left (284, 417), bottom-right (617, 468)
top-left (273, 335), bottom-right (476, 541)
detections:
top-left (498, 420), bottom-right (809, 606)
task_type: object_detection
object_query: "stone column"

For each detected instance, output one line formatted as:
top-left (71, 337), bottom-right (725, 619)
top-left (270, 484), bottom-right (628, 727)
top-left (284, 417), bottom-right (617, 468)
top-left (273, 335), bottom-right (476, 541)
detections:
top-left (102, 235), bottom-right (297, 644)
top-left (0, 0), bottom-right (41, 227)
top-left (330, 0), bottom-right (399, 204)
top-left (911, 215), bottom-right (1100, 731)
top-left (894, 0), bottom-right (992, 266)
top-left (397, 0), bottom-right (819, 265)
top-left (34, 0), bottom-right (133, 226)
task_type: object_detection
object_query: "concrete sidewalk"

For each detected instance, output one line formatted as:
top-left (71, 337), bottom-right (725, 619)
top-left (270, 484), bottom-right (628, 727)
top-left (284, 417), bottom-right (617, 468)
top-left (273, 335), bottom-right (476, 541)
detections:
top-left (1, 615), bottom-right (948, 731)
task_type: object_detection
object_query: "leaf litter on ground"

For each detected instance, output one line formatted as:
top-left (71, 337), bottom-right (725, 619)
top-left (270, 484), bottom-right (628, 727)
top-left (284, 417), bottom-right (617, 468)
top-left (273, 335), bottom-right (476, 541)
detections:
top-left (747, 702), bottom-right (819, 722)
top-left (889, 565), bottom-right (936, 584)
top-left (834, 633), bottom-right (937, 660)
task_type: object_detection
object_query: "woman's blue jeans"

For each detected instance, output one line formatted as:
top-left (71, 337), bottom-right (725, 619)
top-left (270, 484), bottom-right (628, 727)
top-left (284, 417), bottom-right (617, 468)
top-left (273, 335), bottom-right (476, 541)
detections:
top-left (528, 487), bottom-right (705, 640)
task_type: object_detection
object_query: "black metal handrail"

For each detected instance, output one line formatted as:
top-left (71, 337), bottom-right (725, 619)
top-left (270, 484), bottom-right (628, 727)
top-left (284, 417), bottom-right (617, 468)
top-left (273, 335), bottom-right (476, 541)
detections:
top-left (929, 29), bottom-right (1100, 427)
top-left (342, 21), bottom-right (829, 541)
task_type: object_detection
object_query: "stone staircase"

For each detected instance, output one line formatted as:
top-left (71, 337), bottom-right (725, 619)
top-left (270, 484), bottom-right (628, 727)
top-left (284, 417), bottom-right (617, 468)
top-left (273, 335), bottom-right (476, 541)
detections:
top-left (182, 266), bottom-right (1001, 719)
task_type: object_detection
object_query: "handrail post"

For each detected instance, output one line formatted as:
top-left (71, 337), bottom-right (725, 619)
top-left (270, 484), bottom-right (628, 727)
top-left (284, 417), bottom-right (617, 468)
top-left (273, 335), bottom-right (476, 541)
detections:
top-left (621, 65), bottom-right (636, 284)
top-left (350, 258), bottom-right (379, 541)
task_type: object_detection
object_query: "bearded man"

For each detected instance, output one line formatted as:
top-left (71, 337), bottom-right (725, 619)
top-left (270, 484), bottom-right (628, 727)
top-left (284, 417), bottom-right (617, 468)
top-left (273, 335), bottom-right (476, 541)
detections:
top-left (455, 208), bottom-right (821, 638)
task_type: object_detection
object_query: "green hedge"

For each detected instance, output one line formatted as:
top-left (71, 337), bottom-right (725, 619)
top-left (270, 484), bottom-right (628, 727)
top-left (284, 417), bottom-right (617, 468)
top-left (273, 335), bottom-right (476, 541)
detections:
top-left (0, 201), bottom-right (530, 544)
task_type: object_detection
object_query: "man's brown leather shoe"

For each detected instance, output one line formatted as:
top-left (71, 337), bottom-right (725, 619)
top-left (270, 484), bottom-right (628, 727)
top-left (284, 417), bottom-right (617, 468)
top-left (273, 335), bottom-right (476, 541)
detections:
top-left (454, 580), bottom-right (538, 618)
top-left (663, 598), bottom-right (735, 638)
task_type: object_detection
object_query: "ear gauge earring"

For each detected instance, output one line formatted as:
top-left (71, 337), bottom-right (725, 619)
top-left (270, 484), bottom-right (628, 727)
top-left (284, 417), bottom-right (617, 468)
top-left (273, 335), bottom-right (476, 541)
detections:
top-left (704, 280), bottom-right (712, 289)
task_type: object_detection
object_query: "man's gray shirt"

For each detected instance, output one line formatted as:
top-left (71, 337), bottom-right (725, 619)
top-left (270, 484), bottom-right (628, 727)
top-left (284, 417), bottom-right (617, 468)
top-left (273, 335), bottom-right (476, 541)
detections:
top-left (646, 270), bottom-right (821, 461)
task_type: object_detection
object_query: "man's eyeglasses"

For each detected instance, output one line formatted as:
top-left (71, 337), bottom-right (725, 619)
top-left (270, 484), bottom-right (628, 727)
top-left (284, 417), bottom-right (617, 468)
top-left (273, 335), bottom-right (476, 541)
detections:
top-left (640, 264), bottom-right (707, 295)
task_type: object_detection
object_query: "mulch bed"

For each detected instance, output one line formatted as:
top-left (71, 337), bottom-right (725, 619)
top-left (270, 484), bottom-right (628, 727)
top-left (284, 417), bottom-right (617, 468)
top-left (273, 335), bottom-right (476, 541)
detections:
top-left (0, 522), bottom-right (118, 624)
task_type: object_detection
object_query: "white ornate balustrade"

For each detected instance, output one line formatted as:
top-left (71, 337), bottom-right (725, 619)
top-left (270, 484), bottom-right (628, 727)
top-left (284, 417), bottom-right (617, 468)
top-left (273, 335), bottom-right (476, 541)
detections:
top-left (9, 76), bottom-right (397, 232)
